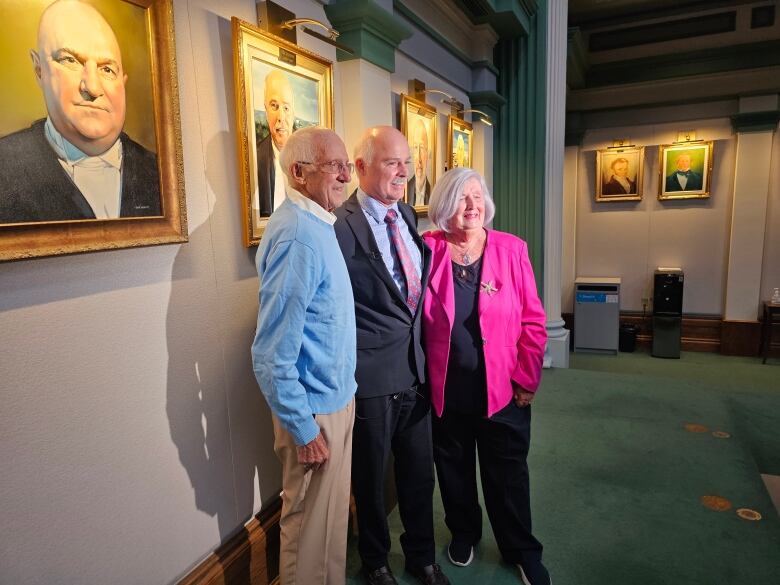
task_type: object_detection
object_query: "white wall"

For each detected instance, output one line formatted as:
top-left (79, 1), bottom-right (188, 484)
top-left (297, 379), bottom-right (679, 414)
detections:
top-left (567, 118), bottom-right (736, 314)
top-left (0, 1), bottom-right (491, 583)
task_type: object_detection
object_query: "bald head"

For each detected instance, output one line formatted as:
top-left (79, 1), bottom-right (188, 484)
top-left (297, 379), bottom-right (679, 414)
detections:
top-left (354, 126), bottom-right (411, 205)
top-left (32, 0), bottom-right (127, 156)
top-left (264, 70), bottom-right (295, 149)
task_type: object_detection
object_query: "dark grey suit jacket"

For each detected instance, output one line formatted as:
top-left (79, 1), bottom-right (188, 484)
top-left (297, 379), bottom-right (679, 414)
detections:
top-left (334, 192), bottom-right (432, 398)
top-left (0, 119), bottom-right (160, 223)
top-left (406, 176), bottom-right (431, 206)
top-left (256, 133), bottom-right (275, 217)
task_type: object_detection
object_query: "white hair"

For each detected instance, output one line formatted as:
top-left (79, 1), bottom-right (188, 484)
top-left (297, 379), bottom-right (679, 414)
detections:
top-left (278, 126), bottom-right (327, 184)
top-left (427, 167), bottom-right (495, 232)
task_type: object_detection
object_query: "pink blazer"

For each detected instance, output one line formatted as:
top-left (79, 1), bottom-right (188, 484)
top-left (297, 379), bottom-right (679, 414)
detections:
top-left (422, 230), bottom-right (547, 418)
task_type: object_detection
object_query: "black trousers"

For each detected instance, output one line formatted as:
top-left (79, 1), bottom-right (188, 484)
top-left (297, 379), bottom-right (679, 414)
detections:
top-left (352, 386), bottom-right (436, 569)
top-left (432, 400), bottom-right (543, 565)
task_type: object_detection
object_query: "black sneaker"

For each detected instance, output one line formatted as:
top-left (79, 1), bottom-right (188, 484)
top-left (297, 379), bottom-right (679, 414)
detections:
top-left (517, 561), bottom-right (551, 585)
top-left (447, 541), bottom-right (474, 567)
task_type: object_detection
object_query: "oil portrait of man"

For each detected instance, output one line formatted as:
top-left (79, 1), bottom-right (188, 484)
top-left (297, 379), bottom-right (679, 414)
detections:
top-left (0, 0), bottom-right (161, 225)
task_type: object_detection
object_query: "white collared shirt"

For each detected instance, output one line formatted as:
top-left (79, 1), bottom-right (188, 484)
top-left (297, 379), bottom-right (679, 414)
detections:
top-left (284, 185), bottom-right (336, 225)
top-left (272, 141), bottom-right (287, 211)
top-left (44, 118), bottom-right (122, 219)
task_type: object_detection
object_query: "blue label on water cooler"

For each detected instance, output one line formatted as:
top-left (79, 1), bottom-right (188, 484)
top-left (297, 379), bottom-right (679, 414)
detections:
top-left (577, 292), bottom-right (607, 303)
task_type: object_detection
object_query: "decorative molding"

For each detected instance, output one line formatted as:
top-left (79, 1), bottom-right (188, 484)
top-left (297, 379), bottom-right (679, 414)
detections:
top-left (177, 498), bottom-right (282, 585)
top-left (585, 40), bottom-right (780, 88)
top-left (324, 0), bottom-right (412, 72)
top-left (452, 0), bottom-right (536, 38)
top-left (467, 90), bottom-right (506, 121)
top-left (731, 110), bottom-right (780, 133)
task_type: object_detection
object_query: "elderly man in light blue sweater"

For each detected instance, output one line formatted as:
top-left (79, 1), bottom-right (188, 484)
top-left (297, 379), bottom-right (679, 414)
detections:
top-left (252, 126), bottom-right (356, 585)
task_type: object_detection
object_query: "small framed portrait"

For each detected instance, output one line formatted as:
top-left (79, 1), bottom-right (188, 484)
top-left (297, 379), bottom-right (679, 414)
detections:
top-left (595, 146), bottom-right (644, 202)
top-left (0, 0), bottom-right (186, 262)
top-left (447, 116), bottom-right (472, 170)
top-left (233, 18), bottom-right (333, 246)
top-left (658, 142), bottom-right (713, 200)
top-left (400, 94), bottom-right (437, 212)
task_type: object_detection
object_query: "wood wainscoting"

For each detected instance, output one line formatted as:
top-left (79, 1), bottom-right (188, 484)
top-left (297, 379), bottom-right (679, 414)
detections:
top-left (720, 320), bottom-right (762, 356)
top-left (178, 497), bottom-right (281, 585)
top-left (562, 312), bottom-right (726, 353)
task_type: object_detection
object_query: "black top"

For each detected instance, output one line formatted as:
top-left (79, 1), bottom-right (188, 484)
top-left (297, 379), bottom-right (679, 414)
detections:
top-left (444, 257), bottom-right (487, 415)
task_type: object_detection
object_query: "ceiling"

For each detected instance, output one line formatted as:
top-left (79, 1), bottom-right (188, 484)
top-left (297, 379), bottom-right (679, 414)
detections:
top-left (568, 0), bottom-right (751, 28)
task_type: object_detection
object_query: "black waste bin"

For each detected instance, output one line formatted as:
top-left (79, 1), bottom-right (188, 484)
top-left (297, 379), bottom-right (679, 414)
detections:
top-left (619, 323), bottom-right (639, 352)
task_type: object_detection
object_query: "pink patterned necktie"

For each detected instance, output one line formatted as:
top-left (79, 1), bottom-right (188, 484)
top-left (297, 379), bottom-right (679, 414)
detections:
top-left (384, 209), bottom-right (422, 312)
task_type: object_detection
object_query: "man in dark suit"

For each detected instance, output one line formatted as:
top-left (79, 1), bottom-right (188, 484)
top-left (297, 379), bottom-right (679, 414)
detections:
top-left (334, 126), bottom-right (449, 585)
top-left (0, 0), bottom-right (160, 224)
top-left (665, 152), bottom-right (702, 192)
top-left (601, 157), bottom-right (636, 195)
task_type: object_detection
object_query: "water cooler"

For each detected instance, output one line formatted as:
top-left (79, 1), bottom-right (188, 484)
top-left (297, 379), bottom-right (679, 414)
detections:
top-left (574, 277), bottom-right (621, 354)
top-left (652, 268), bottom-right (683, 358)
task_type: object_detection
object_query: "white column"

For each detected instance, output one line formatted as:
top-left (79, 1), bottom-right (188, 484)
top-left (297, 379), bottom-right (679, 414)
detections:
top-left (724, 96), bottom-right (778, 321)
top-left (543, 0), bottom-right (569, 368)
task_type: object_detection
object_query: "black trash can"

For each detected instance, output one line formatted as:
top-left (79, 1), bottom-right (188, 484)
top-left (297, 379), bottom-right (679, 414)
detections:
top-left (619, 323), bottom-right (639, 352)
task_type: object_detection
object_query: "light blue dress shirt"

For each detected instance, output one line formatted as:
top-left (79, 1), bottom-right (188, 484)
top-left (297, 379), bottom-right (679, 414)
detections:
top-left (357, 189), bottom-right (422, 299)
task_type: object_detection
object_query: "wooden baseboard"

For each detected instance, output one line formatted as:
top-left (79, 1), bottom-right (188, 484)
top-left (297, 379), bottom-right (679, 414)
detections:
top-left (720, 320), bottom-right (762, 356)
top-left (178, 497), bottom-right (281, 585)
top-left (562, 312), bottom-right (728, 353)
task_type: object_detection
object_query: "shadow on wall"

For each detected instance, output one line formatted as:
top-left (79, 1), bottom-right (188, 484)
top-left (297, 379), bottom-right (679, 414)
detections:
top-left (165, 127), bottom-right (278, 583)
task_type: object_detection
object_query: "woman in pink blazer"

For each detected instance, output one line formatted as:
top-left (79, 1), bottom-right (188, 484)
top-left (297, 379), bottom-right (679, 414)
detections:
top-left (422, 167), bottom-right (549, 585)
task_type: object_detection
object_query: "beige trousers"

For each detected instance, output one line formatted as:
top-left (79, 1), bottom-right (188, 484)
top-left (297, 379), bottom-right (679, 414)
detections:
top-left (272, 398), bottom-right (355, 585)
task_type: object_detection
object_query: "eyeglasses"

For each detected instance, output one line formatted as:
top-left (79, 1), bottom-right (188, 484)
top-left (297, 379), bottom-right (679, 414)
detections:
top-left (297, 160), bottom-right (354, 175)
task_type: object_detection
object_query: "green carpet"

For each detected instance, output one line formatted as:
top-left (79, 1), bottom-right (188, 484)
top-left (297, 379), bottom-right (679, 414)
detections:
top-left (346, 351), bottom-right (780, 584)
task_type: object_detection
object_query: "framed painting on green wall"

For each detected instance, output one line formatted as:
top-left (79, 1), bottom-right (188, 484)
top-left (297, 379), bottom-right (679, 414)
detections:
top-left (447, 115), bottom-right (473, 172)
top-left (0, 0), bottom-right (186, 262)
top-left (658, 142), bottom-right (713, 200)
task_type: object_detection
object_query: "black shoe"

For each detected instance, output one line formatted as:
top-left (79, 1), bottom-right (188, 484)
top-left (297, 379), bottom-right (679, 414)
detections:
top-left (406, 563), bottom-right (450, 585)
top-left (362, 565), bottom-right (398, 585)
top-left (517, 560), bottom-right (551, 585)
top-left (447, 541), bottom-right (474, 567)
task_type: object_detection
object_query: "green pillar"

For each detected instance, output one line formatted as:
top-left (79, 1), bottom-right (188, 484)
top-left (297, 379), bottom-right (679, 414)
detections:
top-left (492, 1), bottom-right (547, 281)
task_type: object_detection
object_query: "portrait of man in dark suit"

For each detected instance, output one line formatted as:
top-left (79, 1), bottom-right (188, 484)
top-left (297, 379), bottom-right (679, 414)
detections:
top-left (407, 117), bottom-right (432, 207)
top-left (255, 69), bottom-right (295, 218)
top-left (601, 157), bottom-right (636, 195)
top-left (0, 0), bottom-right (160, 225)
top-left (665, 151), bottom-right (703, 192)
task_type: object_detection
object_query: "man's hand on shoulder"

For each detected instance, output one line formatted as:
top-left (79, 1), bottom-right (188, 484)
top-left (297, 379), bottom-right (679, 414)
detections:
top-left (297, 431), bottom-right (329, 472)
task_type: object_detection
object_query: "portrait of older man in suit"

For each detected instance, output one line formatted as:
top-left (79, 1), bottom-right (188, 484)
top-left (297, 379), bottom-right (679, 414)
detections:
top-left (0, 0), bottom-right (160, 224)
top-left (665, 151), bottom-right (703, 192)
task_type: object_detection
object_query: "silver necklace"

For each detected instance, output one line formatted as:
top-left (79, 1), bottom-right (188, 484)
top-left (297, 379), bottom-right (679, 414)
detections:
top-left (448, 234), bottom-right (483, 265)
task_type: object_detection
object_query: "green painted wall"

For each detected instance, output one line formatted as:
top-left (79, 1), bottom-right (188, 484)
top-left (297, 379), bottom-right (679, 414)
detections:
top-left (492, 1), bottom-right (547, 283)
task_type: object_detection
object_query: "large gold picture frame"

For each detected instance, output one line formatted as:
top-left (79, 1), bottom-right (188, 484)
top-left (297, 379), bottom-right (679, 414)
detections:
top-left (400, 94), bottom-right (437, 214)
top-left (595, 146), bottom-right (644, 202)
top-left (0, 0), bottom-right (186, 262)
top-left (658, 141), bottom-right (713, 200)
top-left (447, 115), bottom-right (473, 171)
top-left (232, 18), bottom-right (333, 246)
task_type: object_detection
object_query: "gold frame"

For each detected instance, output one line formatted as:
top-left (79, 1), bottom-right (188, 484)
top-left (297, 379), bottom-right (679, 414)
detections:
top-left (446, 115), bottom-right (473, 171)
top-left (232, 18), bottom-right (334, 247)
top-left (658, 141), bottom-right (714, 200)
top-left (0, 0), bottom-right (186, 262)
top-left (400, 93), bottom-right (437, 214)
top-left (595, 146), bottom-right (644, 202)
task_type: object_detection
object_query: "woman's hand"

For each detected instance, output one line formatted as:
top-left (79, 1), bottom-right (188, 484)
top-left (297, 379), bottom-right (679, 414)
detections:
top-left (513, 385), bottom-right (535, 408)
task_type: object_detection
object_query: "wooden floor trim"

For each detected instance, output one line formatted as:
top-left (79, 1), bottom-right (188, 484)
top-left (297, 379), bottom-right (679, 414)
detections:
top-left (178, 497), bottom-right (281, 585)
